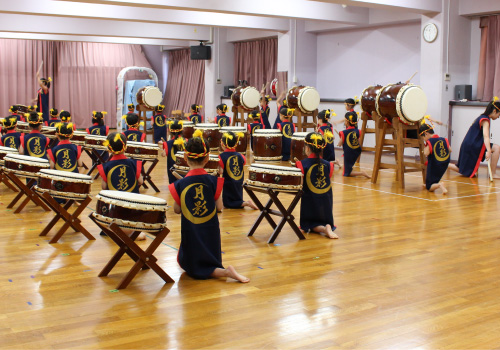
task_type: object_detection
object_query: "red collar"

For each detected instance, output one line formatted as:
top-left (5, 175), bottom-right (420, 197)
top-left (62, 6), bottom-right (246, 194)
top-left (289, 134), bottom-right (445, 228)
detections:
top-left (224, 148), bottom-right (236, 152)
top-left (50, 118), bottom-right (59, 120)
top-left (93, 123), bottom-right (100, 126)
top-left (30, 130), bottom-right (41, 134)
top-left (282, 119), bottom-right (290, 122)
top-left (186, 168), bottom-right (208, 177)
top-left (252, 121), bottom-right (260, 124)
top-left (6, 129), bottom-right (17, 134)
top-left (346, 126), bottom-right (356, 130)
top-left (110, 154), bottom-right (127, 161)
top-left (308, 154), bottom-right (322, 159)
top-left (58, 140), bottom-right (71, 145)
top-left (128, 127), bottom-right (138, 131)
top-left (321, 123), bottom-right (329, 127)
top-left (431, 134), bottom-right (440, 138)
top-left (218, 114), bottom-right (226, 117)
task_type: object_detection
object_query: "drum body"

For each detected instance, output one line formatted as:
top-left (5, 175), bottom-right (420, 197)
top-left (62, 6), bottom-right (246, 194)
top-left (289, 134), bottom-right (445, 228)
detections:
top-left (253, 129), bottom-right (282, 161)
top-left (270, 78), bottom-right (278, 97)
top-left (246, 163), bottom-right (302, 191)
top-left (125, 141), bottom-right (159, 160)
top-left (0, 146), bottom-right (19, 165)
top-left (182, 121), bottom-right (195, 139)
top-left (41, 126), bottom-right (56, 139)
top-left (3, 154), bottom-right (49, 178)
top-left (16, 122), bottom-right (30, 133)
top-left (71, 131), bottom-right (87, 145)
top-left (85, 135), bottom-right (108, 150)
top-left (94, 190), bottom-right (167, 232)
top-left (290, 132), bottom-right (309, 164)
top-left (376, 83), bottom-right (428, 125)
top-left (231, 86), bottom-right (260, 110)
top-left (173, 151), bottom-right (219, 176)
top-left (136, 86), bottom-right (163, 109)
top-left (35, 169), bottom-right (92, 200)
top-left (286, 86), bottom-right (320, 113)
top-left (360, 85), bottom-right (383, 116)
top-left (195, 123), bottom-right (221, 151)
top-left (219, 126), bottom-right (247, 153)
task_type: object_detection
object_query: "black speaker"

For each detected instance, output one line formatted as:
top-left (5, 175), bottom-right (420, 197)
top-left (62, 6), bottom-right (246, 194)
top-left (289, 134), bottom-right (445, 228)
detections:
top-left (455, 85), bottom-right (472, 100)
top-left (224, 85), bottom-right (235, 97)
top-left (190, 45), bottom-right (211, 60)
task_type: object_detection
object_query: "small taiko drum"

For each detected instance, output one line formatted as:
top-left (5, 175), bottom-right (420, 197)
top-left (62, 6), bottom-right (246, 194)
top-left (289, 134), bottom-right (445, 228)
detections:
top-left (246, 163), bottom-right (302, 191)
top-left (125, 141), bottom-right (159, 160)
top-left (3, 154), bottom-right (49, 178)
top-left (253, 129), bottom-right (282, 161)
top-left (15, 105), bottom-right (30, 114)
top-left (136, 86), bottom-right (163, 109)
top-left (41, 126), bottom-right (57, 139)
top-left (360, 85), bottom-right (383, 117)
top-left (93, 190), bottom-right (167, 232)
top-left (286, 86), bottom-right (320, 113)
top-left (182, 121), bottom-right (194, 140)
top-left (0, 146), bottom-right (19, 165)
top-left (71, 131), bottom-right (87, 145)
top-left (35, 169), bottom-right (93, 200)
top-left (290, 132), bottom-right (309, 164)
top-left (231, 86), bottom-right (260, 110)
top-left (173, 151), bottom-right (220, 176)
top-left (16, 121), bottom-right (30, 133)
top-left (270, 78), bottom-right (278, 97)
top-left (219, 126), bottom-right (248, 153)
top-left (195, 123), bottom-right (221, 151)
top-left (85, 135), bottom-right (108, 150)
top-left (376, 83), bottom-right (428, 125)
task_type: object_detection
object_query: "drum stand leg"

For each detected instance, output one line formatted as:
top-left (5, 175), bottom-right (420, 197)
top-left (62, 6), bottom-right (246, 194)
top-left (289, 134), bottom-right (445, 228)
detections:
top-left (37, 193), bottom-right (94, 243)
top-left (89, 215), bottom-right (174, 290)
top-left (357, 112), bottom-right (377, 164)
top-left (141, 159), bottom-right (160, 192)
top-left (84, 148), bottom-right (107, 179)
top-left (5, 173), bottom-right (50, 213)
top-left (0, 170), bottom-right (19, 192)
top-left (243, 184), bottom-right (304, 244)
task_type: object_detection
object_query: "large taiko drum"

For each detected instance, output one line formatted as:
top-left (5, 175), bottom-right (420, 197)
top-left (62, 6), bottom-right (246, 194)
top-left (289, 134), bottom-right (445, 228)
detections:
top-left (360, 85), bottom-right (383, 117)
top-left (3, 154), bottom-right (49, 178)
top-left (290, 132), bottom-right (309, 164)
top-left (41, 126), bottom-right (57, 139)
top-left (16, 121), bottom-right (30, 133)
top-left (182, 121), bottom-right (195, 140)
top-left (35, 169), bottom-right (93, 200)
top-left (173, 151), bottom-right (220, 176)
top-left (136, 86), bottom-right (163, 109)
top-left (71, 131), bottom-right (87, 145)
top-left (93, 190), bottom-right (167, 232)
top-left (253, 129), bottom-right (282, 161)
top-left (286, 86), bottom-right (320, 114)
top-left (195, 123), bottom-right (221, 151)
top-left (125, 141), bottom-right (159, 160)
top-left (270, 78), bottom-right (278, 97)
top-left (231, 86), bottom-right (260, 110)
top-left (0, 146), bottom-right (19, 165)
top-left (85, 135), bottom-right (108, 150)
top-left (376, 83), bottom-right (428, 125)
top-left (246, 163), bottom-right (302, 191)
top-left (219, 126), bottom-right (248, 153)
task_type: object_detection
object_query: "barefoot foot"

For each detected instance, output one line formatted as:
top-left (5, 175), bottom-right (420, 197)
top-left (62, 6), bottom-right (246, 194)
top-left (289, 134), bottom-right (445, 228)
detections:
top-left (326, 225), bottom-right (339, 239)
top-left (439, 182), bottom-right (448, 194)
top-left (244, 200), bottom-right (258, 210)
top-left (135, 232), bottom-right (147, 241)
top-left (226, 265), bottom-right (250, 283)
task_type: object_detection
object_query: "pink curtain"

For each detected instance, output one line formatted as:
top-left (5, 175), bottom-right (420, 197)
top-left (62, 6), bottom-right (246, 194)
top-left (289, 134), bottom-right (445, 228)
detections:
top-left (164, 49), bottom-right (205, 117)
top-left (478, 16), bottom-right (500, 101)
top-left (233, 38), bottom-right (278, 95)
top-left (0, 39), bottom-right (152, 127)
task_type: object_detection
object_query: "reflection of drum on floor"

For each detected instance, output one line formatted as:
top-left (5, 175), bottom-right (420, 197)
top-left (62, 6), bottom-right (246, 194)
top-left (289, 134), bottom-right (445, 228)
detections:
top-left (253, 129), bottom-right (282, 161)
top-left (125, 141), bottom-right (159, 160)
top-left (3, 154), bottom-right (50, 178)
top-left (290, 132), bottom-right (309, 164)
top-left (286, 86), bottom-right (320, 114)
top-left (376, 83), bottom-right (427, 125)
top-left (231, 86), bottom-right (260, 110)
top-left (360, 85), bottom-right (383, 117)
top-left (195, 123), bottom-right (221, 151)
top-left (0, 146), bottom-right (19, 165)
top-left (219, 126), bottom-right (247, 153)
top-left (34, 169), bottom-right (93, 200)
top-left (136, 86), bottom-right (163, 109)
top-left (93, 190), bottom-right (168, 232)
top-left (173, 151), bottom-right (219, 176)
top-left (246, 163), bottom-right (302, 191)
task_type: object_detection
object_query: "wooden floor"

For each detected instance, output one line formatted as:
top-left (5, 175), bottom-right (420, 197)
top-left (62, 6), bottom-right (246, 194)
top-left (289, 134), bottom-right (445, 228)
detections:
top-left (1, 147), bottom-right (500, 350)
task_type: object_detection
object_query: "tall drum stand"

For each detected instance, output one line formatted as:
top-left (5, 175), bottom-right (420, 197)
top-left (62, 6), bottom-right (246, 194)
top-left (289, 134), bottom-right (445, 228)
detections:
top-left (231, 106), bottom-right (252, 127)
top-left (293, 109), bottom-right (318, 132)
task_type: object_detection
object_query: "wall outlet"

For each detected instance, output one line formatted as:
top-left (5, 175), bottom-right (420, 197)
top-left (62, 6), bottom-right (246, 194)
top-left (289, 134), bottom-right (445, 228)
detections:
top-left (444, 73), bottom-right (451, 81)
top-left (216, 79), bottom-right (222, 84)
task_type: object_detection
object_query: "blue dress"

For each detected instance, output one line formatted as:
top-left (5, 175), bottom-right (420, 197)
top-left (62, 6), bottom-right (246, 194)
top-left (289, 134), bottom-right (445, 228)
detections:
top-left (339, 127), bottom-right (362, 176)
top-left (188, 114), bottom-right (203, 125)
top-left (46, 118), bottom-right (61, 127)
top-left (319, 123), bottom-right (336, 162)
top-left (219, 149), bottom-right (246, 208)
top-left (277, 120), bottom-right (295, 161)
top-left (86, 125), bottom-right (109, 136)
top-left (123, 128), bottom-right (145, 142)
top-left (247, 122), bottom-right (264, 151)
top-left (425, 135), bottom-right (450, 189)
top-left (216, 115), bottom-right (231, 127)
top-left (36, 87), bottom-right (50, 123)
top-left (21, 131), bottom-right (49, 159)
top-left (1, 130), bottom-right (21, 149)
top-left (296, 156), bottom-right (335, 232)
top-left (168, 169), bottom-right (224, 279)
top-left (455, 115), bottom-right (490, 177)
top-left (151, 113), bottom-right (167, 143)
top-left (260, 105), bottom-right (271, 129)
top-left (97, 155), bottom-right (142, 193)
top-left (47, 140), bottom-right (81, 173)
top-left (164, 138), bottom-right (184, 184)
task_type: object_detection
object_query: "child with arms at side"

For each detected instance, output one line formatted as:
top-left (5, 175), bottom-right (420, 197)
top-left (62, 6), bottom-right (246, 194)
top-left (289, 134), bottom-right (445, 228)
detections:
top-left (338, 111), bottom-right (370, 178)
top-left (420, 122), bottom-right (451, 194)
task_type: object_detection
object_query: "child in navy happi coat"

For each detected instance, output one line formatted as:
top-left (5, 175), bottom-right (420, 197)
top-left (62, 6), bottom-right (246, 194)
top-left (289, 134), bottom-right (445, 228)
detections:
top-left (449, 98), bottom-right (500, 178)
top-left (86, 111), bottom-right (109, 136)
top-left (317, 109), bottom-right (341, 168)
top-left (277, 107), bottom-right (296, 161)
top-left (8, 105), bottom-right (26, 122)
top-left (188, 104), bottom-right (203, 125)
top-left (211, 104), bottom-right (231, 127)
top-left (218, 131), bottom-right (257, 209)
top-left (19, 112), bottom-right (49, 159)
top-left (45, 109), bottom-right (61, 127)
top-left (122, 113), bottom-right (146, 142)
top-left (0, 117), bottom-right (21, 149)
top-left (259, 94), bottom-right (272, 129)
top-left (420, 121), bottom-right (451, 193)
top-left (168, 130), bottom-right (250, 282)
top-left (151, 104), bottom-right (167, 143)
top-left (338, 111), bottom-right (370, 178)
top-left (247, 111), bottom-right (264, 151)
top-left (47, 123), bottom-right (82, 173)
top-left (35, 71), bottom-right (51, 124)
top-left (296, 132), bottom-right (338, 239)
top-left (160, 120), bottom-right (186, 184)
top-left (60, 110), bottom-right (77, 130)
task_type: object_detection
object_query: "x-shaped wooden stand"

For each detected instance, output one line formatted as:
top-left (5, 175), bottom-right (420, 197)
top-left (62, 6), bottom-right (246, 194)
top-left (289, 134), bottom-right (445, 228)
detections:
top-left (139, 158), bottom-right (160, 192)
top-left (243, 184), bottom-right (304, 244)
top-left (0, 168), bottom-right (19, 192)
top-left (37, 192), bottom-right (95, 244)
top-left (4, 172), bottom-right (50, 213)
top-left (84, 147), bottom-right (108, 180)
top-left (89, 215), bottom-right (174, 289)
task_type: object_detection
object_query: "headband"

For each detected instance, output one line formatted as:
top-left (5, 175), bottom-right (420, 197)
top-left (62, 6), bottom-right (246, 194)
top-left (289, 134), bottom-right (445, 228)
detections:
top-left (55, 123), bottom-right (74, 137)
top-left (156, 104), bottom-right (165, 112)
top-left (26, 113), bottom-right (44, 125)
top-left (103, 133), bottom-right (126, 154)
top-left (305, 133), bottom-right (326, 149)
top-left (493, 96), bottom-right (500, 112)
top-left (185, 129), bottom-right (209, 159)
top-left (168, 120), bottom-right (184, 131)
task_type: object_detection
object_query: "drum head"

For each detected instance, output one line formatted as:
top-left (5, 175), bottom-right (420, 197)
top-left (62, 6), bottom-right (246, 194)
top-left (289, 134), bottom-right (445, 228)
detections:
top-left (39, 169), bottom-right (92, 181)
top-left (240, 87), bottom-right (260, 109)
top-left (398, 86), bottom-right (428, 123)
top-left (0, 146), bottom-right (18, 153)
top-left (143, 87), bottom-right (163, 107)
top-left (250, 163), bottom-right (302, 175)
top-left (291, 132), bottom-right (309, 139)
top-left (5, 154), bottom-right (49, 164)
top-left (98, 190), bottom-right (167, 205)
top-left (298, 87), bottom-right (320, 112)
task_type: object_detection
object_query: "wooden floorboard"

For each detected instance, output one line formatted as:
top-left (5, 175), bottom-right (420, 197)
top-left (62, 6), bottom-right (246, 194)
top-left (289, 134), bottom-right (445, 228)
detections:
top-left (1, 149), bottom-right (500, 349)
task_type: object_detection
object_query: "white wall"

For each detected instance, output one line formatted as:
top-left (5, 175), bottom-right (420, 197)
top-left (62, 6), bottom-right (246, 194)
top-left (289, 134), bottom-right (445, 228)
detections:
top-left (315, 23), bottom-right (421, 99)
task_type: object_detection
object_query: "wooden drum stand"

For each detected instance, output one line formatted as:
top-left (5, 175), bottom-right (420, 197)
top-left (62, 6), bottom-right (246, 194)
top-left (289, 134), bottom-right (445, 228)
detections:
top-left (137, 104), bottom-right (154, 139)
top-left (3, 171), bottom-right (50, 213)
top-left (294, 109), bottom-right (318, 132)
top-left (357, 111), bottom-right (378, 164)
top-left (231, 106), bottom-right (252, 127)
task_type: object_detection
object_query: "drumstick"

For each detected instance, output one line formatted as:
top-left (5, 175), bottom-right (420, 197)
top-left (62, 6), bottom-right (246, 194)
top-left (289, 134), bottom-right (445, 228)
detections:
top-left (488, 159), bottom-right (494, 182)
top-left (333, 128), bottom-right (340, 136)
top-left (172, 170), bottom-right (183, 180)
top-left (294, 157), bottom-right (300, 164)
top-left (406, 71), bottom-right (418, 84)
